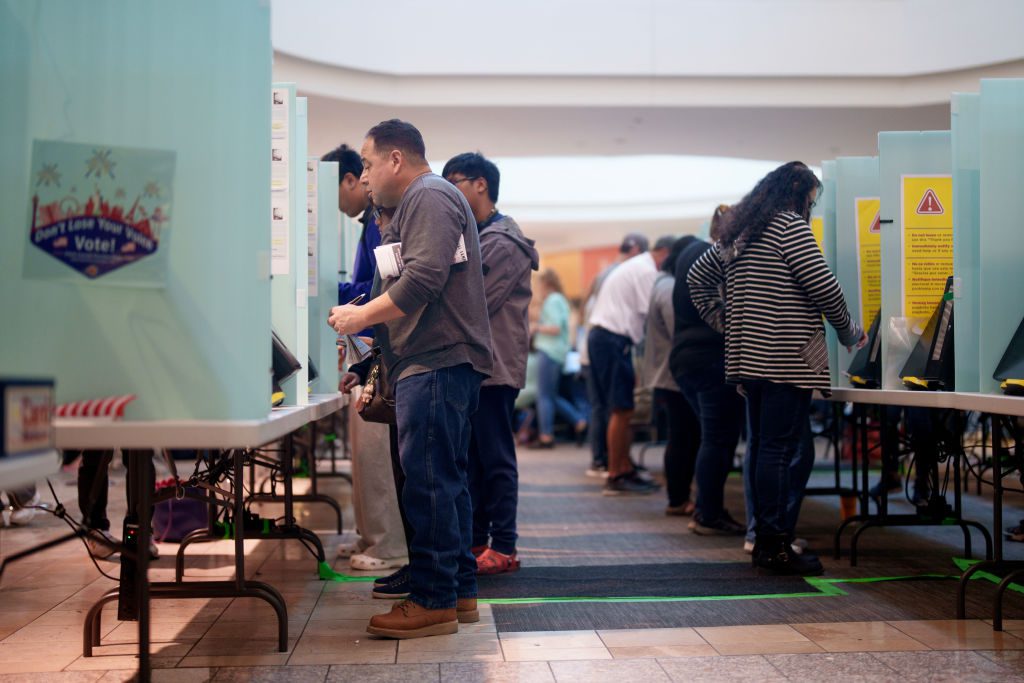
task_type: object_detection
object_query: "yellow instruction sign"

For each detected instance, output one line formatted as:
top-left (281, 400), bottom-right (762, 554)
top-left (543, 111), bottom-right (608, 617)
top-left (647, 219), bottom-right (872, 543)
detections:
top-left (901, 175), bottom-right (953, 319)
top-left (855, 197), bottom-right (881, 327)
top-left (810, 216), bottom-right (824, 253)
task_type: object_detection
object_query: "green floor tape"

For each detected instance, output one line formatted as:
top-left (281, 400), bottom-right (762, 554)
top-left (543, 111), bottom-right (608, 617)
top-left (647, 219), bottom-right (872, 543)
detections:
top-left (317, 561), bottom-right (377, 583)
top-left (953, 557), bottom-right (1024, 595)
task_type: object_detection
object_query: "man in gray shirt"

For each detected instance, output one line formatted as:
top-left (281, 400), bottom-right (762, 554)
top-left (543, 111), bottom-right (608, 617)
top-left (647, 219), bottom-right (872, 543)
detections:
top-left (329, 120), bottom-right (492, 639)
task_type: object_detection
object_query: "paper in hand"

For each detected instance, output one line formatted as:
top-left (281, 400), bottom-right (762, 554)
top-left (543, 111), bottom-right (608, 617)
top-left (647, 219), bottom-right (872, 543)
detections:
top-left (340, 334), bottom-right (372, 363)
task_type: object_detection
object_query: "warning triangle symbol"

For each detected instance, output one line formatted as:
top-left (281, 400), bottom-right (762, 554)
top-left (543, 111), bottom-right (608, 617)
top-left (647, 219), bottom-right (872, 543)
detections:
top-left (870, 212), bottom-right (881, 233)
top-left (916, 188), bottom-right (944, 215)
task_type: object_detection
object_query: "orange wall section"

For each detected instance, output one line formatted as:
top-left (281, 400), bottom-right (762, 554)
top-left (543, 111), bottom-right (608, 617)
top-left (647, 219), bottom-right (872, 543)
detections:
top-left (538, 244), bottom-right (621, 302)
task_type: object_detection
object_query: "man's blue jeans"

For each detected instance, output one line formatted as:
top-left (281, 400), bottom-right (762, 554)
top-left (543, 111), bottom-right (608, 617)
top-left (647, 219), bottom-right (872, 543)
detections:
top-left (536, 351), bottom-right (584, 439)
top-left (395, 364), bottom-right (482, 610)
top-left (676, 362), bottom-right (745, 524)
top-left (744, 380), bottom-right (813, 539)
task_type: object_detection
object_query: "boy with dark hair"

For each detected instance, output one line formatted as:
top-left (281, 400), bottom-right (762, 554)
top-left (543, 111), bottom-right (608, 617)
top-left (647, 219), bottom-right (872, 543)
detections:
top-left (443, 152), bottom-right (538, 575)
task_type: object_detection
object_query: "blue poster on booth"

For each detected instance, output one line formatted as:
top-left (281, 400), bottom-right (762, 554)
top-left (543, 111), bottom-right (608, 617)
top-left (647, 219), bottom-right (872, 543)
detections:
top-left (24, 140), bottom-right (175, 286)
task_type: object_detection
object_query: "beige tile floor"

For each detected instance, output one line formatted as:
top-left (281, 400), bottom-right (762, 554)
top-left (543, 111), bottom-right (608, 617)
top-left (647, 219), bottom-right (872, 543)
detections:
top-left (4, 448), bottom-right (1024, 681)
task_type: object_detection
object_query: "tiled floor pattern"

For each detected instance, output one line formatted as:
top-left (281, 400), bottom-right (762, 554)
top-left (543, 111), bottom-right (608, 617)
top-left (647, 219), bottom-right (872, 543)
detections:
top-left (4, 446), bottom-right (1024, 680)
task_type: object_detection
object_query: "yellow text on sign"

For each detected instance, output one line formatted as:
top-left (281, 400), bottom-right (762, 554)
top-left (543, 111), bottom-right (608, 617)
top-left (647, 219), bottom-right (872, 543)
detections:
top-left (810, 217), bottom-right (824, 253)
top-left (901, 176), bottom-right (953, 320)
top-left (855, 197), bottom-right (881, 328)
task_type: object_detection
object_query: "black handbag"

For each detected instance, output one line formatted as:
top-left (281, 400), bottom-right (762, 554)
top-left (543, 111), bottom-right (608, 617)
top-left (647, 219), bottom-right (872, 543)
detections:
top-left (357, 347), bottom-right (396, 424)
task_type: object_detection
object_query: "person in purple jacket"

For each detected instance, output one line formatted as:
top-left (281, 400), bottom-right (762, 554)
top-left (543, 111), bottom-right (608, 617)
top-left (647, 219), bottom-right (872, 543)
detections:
top-left (323, 144), bottom-right (381, 324)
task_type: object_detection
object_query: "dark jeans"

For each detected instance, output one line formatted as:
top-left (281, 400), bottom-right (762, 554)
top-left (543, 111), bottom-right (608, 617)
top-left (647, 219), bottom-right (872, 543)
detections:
top-left (676, 363), bottom-right (745, 523)
top-left (744, 381), bottom-right (812, 538)
top-left (743, 417), bottom-right (814, 542)
top-left (395, 364), bottom-right (482, 610)
top-left (468, 385), bottom-right (520, 554)
top-left (583, 365), bottom-right (608, 468)
top-left (654, 388), bottom-right (700, 508)
top-left (536, 352), bottom-right (585, 438)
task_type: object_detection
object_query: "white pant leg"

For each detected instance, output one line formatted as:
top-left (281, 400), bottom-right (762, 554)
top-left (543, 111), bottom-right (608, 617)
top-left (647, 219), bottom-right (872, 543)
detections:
top-left (348, 386), bottom-right (407, 560)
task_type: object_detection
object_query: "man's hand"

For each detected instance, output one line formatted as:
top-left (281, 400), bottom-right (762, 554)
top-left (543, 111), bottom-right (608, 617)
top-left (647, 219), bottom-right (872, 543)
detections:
top-left (328, 305), bottom-right (365, 335)
top-left (339, 372), bottom-right (360, 394)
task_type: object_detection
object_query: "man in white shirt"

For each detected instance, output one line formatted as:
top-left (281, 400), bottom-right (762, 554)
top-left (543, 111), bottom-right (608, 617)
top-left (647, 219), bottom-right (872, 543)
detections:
top-left (587, 236), bottom-right (675, 495)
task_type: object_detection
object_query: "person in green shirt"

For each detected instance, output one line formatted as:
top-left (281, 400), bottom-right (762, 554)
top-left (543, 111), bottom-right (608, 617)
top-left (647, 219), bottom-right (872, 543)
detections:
top-left (531, 269), bottom-right (587, 447)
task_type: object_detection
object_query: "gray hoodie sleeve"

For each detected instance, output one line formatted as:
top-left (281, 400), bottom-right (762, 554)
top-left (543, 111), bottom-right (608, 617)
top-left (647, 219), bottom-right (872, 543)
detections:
top-left (386, 187), bottom-right (464, 315)
top-left (480, 236), bottom-right (529, 318)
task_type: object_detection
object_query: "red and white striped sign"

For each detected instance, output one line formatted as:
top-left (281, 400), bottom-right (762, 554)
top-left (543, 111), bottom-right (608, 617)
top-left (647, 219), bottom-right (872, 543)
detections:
top-left (55, 395), bottom-right (136, 419)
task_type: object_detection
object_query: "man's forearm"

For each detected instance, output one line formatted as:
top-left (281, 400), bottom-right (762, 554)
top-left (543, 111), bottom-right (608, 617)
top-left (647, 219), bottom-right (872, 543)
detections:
top-left (357, 292), bottom-right (405, 328)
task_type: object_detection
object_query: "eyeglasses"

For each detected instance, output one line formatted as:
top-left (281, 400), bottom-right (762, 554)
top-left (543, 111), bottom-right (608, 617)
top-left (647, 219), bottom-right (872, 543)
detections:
top-left (448, 176), bottom-right (479, 186)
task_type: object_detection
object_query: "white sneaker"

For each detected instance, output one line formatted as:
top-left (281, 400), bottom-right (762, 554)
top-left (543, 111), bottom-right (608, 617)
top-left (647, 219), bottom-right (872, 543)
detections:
top-left (336, 540), bottom-right (365, 559)
top-left (86, 530), bottom-right (121, 560)
top-left (350, 553), bottom-right (408, 571)
top-left (743, 539), bottom-right (755, 554)
top-left (7, 492), bottom-right (44, 525)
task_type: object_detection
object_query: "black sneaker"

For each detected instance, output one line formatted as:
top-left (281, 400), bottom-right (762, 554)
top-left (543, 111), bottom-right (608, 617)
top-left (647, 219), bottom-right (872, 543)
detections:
top-left (752, 534), bottom-right (824, 576)
top-left (372, 570), bottom-right (410, 599)
top-left (373, 564), bottom-right (409, 587)
top-left (602, 472), bottom-right (659, 496)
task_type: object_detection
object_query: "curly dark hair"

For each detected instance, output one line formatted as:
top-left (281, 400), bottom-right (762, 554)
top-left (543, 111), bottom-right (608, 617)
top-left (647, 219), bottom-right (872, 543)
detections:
top-left (717, 161), bottom-right (821, 250)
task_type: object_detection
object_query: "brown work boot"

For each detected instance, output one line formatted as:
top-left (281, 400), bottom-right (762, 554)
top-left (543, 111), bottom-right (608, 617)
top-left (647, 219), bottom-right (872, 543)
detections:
top-left (366, 599), bottom-right (457, 639)
top-left (457, 597), bottom-right (479, 623)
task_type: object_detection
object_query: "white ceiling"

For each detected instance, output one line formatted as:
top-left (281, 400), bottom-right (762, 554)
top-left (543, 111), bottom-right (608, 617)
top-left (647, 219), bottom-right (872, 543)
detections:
top-left (270, 0), bottom-right (1024, 251)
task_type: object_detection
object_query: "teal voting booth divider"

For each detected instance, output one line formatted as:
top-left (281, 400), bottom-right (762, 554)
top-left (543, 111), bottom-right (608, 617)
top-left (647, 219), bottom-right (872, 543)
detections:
top-left (978, 79), bottom-right (1024, 395)
top-left (952, 92), bottom-right (982, 394)
top-left (834, 157), bottom-right (880, 385)
top-left (0, 0), bottom-right (271, 420)
top-left (877, 131), bottom-right (952, 391)
top-left (308, 161), bottom-right (341, 395)
top-left (818, 160), bottom-right (841, 387)
top-left (270, 85), bottom-right (309, 406)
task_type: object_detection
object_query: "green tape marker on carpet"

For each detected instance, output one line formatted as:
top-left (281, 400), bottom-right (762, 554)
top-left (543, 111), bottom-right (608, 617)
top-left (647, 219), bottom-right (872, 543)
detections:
top-left (953, 557), bottom-right (1024, 595)
top-left (317, 561), bottom-right (378, 583)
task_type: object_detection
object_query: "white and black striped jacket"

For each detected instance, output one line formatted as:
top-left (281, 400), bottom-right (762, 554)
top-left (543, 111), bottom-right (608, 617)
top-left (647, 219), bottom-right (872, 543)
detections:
top-left (687, 212), bottom-right (861, 390)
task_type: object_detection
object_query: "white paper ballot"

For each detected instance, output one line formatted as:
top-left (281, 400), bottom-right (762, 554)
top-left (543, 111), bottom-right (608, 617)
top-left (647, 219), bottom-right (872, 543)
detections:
top-left (339, 334), bottom-right (372, 363)
top-left (374, 236), bottom-right (468, 279)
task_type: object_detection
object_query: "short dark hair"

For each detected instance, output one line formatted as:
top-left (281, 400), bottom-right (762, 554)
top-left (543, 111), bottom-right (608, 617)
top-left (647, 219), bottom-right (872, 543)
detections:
top-left (365, 119), bottom-right (426, 162)
top-left (320, 143), bottom-right (362, 184)
top-left (441, 152), bottom-right (500, 202)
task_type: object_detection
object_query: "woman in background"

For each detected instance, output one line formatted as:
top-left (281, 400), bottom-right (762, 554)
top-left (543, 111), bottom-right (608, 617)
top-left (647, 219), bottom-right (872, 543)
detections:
top-left (531, 269), bottom-right (587, 448)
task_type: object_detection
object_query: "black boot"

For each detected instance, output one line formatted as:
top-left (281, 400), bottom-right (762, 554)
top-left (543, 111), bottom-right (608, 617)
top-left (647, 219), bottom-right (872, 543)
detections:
top-left (752, 534), bottom-right (823, 576)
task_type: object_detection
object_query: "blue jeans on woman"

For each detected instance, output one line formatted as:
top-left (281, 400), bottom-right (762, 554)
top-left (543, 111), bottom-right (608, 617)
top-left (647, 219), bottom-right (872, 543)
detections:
top-left (676, 362), bottom-right (745, 524)
top-left (395, 363), bottom-right (482, 610)
top-left (743, 415), bottom-right (815, 543)
top-left (536, 351), bottom-right (585, 439)
top-left (744, 380), bottom-right (813, 539)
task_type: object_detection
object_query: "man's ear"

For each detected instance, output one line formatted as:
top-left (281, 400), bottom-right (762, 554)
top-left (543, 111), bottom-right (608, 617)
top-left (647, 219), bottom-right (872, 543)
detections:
top-left (389, 149), bottom-right (403, 173)
top-left (474, 178), bottom-right (489, 197)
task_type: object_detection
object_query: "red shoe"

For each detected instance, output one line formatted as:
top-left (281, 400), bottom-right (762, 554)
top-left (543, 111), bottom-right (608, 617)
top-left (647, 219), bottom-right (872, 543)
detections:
top-left (471, 544), bottom-right (488, 558)
top-left (475, 548), bottom-right (520, 575)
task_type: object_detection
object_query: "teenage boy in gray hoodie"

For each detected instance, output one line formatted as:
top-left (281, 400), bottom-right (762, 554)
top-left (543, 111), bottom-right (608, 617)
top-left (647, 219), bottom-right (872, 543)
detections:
top-left (443, 153), bottom-right (539, 575)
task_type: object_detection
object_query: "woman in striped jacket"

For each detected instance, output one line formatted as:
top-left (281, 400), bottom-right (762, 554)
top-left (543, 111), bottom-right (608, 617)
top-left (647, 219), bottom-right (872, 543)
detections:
top-left (688, 161), bottom-right (866, 576)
